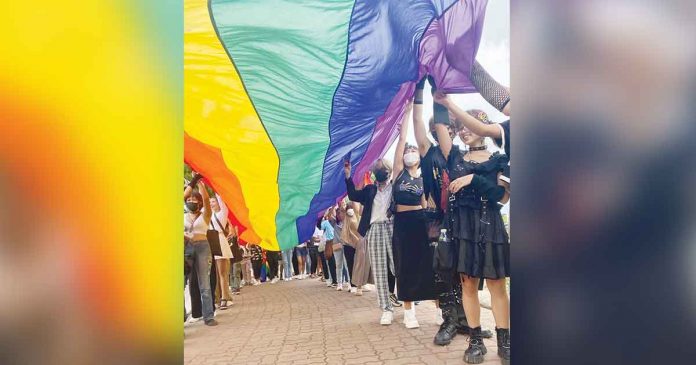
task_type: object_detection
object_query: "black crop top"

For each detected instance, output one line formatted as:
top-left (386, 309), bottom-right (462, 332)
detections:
top-left (447, 145), bottom-right (509, 209)
top-left (393, 170), bottom-right (424, 206)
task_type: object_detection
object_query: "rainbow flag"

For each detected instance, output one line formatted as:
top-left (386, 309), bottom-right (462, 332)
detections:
top-left (185, 0), bottom-right (487, 250)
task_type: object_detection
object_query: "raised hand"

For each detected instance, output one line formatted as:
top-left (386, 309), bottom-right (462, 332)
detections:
top-left (433, 91), bottom-right (451, 108)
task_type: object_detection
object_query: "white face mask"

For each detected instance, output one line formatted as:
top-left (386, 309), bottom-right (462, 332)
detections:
top-left (346, 209), bottom-right (355, 217)
top-left (404, 152), bottom-right (419, 167)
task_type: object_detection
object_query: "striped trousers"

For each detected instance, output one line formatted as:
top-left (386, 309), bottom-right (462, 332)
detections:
top-left (366, 220), bottom-right (395, 312)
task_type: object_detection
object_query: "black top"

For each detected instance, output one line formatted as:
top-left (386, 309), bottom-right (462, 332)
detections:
top-left (345, 177), bottom-right (383, 237)
top-left (447, 145), bottom-right (509, 209)
top-left (493, 120), bottom-right (510, 158)
top-left (420, 145), bottom-right (448, 211)
top-left (393, 170), bottom-right (423, 206)
top-left (249, 245), bottom-right (262, 261)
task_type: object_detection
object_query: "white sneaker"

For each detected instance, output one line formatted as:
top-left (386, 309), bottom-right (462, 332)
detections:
top-left (356, 288), bottom-right (363, 296)
top-left (435, 308), bottom-right (444, 325)
top-left (271, 278), bottom-right (280, 284)
top-left (253, 280), bottom-right (260, 286)
top-left (240, 280), bottom-right (246, 286)
top-left (336, 285), bottom-right (343, 291)
top-left (326, 281), bottom-right (333, 287)
top-left (343, 283), bottom-right (351, 291)
top-left (187, 316), bottom-right (202, 324)
top-left (349, 287), bottom-right (357, 294)
top-left (403, 308), bottom-right (420, 329)
top-left (380, 311), bottom-right (393, 325)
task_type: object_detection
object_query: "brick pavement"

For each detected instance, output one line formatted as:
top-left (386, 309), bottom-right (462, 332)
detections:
top-left (184, 278), bottom-right (501, 365)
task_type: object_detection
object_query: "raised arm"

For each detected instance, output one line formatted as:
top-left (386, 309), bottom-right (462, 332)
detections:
top-left (392, 102), bottom-right (412, 179)
top-left (471, 61), bottom-right (511, 116)
top-left (215, 193), bottom-right (229, 218)
top-left (344, 160), bottom-right (367, 203)
top-left (413, 77), bottom-right (432, 156)
top-left (198, 181), bottom-right (212, 224)
top-left (184, 172), bottom-right (203, 200)
top-left (432, 94), bottom-right (454, 159)
top-left (434, 91), bottom-right (500, 139)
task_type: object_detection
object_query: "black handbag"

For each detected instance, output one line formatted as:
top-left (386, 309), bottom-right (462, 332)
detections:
top-left (432, 194), bottom-right (457, 273)
top-left (207, 221), bottom-right (223, 257)
top-left (423, 208), bottom-right (443, 243)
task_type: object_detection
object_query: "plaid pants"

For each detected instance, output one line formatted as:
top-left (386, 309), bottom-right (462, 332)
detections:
top-left (366, 220), bottom-right (395, 312)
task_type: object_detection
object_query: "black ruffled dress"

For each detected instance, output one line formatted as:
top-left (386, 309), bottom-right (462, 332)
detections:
top-left (446, 146), bottom-right (510, 279)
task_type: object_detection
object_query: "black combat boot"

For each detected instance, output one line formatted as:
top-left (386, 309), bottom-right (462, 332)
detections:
top-left (433, 307), bottom-right (458, 345)
top-left (456, 304), bottom-right (493, 339)
top-left (463, 326), bottom-right (487, 364)
top-left (496, 328), bottom-right (510, 365)
top-left (459, 325), bottom-right (494, 339)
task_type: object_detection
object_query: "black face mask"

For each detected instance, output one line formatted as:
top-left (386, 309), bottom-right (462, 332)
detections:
top-left (186, 202), bottom-right (200, 212)
top-left (374, 168), bottom-right (390, 183)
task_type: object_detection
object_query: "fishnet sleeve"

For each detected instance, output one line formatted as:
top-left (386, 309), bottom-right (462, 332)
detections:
top-left (471, 61), bottom-right (510, 112)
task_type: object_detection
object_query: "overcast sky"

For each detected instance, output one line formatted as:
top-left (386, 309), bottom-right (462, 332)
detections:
top-left (385, 0), bottom-right (510, 212)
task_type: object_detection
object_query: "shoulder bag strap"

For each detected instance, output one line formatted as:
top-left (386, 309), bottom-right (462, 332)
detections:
top-left (214, 214), bottom-right (229, 236)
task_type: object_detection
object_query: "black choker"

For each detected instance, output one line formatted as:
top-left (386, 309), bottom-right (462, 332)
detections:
top-left (468, 145), bottom-right (487, 152)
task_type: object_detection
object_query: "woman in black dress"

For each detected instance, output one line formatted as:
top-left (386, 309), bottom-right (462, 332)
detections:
top-left (391, 101), bottom-right (438, 329)
top-left (433, 106), bottom-right (510, 365)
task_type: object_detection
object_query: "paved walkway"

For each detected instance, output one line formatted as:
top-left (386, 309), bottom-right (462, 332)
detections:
top-left (184, 278), bottom-right (500, 365)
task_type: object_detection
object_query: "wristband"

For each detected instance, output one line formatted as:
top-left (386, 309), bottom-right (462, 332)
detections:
top-left (433, 102), bottom-right (450, 126)
top-left (188, 174), bottom-right (203, 188)
top-left (414, 88), bottom-right (424, 105)
top-left (416, 76), bottom-right (427, 90)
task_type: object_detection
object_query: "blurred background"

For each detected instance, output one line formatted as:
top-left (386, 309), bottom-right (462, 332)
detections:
top-left (1, 0), bottom-right (695, 364)
top-left (512, 0), bottom-right (696, 364)
top-left (0, 1), bottom-right (182, 364)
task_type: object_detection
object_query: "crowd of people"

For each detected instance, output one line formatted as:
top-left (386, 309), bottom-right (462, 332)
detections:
top-left (184, 63), bottom-right (511, 364)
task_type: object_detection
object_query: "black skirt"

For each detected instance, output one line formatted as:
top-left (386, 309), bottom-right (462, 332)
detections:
top-left (392, 209), bottom-right (438, 301)
top-left (452, 207), bottom-right (510, 279)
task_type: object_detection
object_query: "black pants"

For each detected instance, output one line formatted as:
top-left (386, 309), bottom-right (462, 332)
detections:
top-left (318, 251), bottom-right (329, 279)
top-left (267, 251), bottom-right (280, 279)
top-left (292, 249), bottom-right (299, 275)
top-left (252, 260), bottom-right (262, 280)
top-left (210, 258), bottom-right (218, 304)
top-left (388, 267), bottom-right (396, 294)
top-left (343, 245), bottom-right (356, 287)
top-left (328, 254), bottom-right (338, 285)
top-left (436, 270), bottom-right (468, 327)
top-left (309, 246), bottom-right (319, 274)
